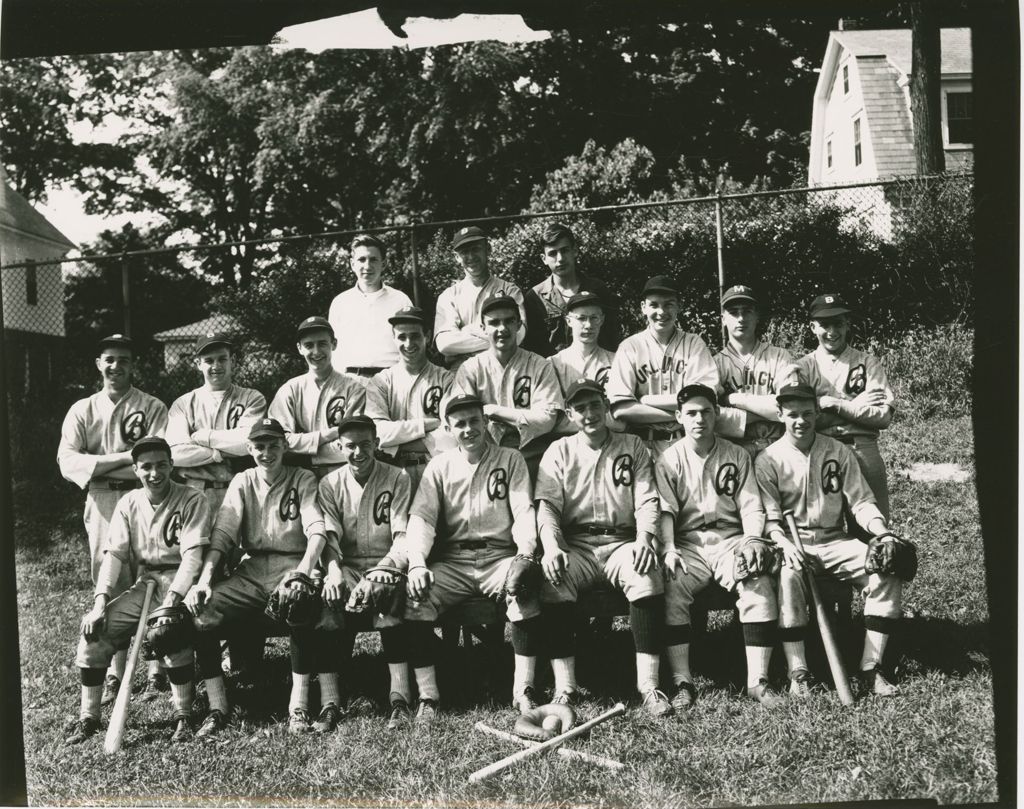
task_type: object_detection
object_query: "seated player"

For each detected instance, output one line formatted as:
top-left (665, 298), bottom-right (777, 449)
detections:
top-left (655, 384), bottom-right (783, 710)
top-left (536, 379), bottom-right (673, 718)
top-left (403, 394), bottom-right (544, 721)
top-left (755, 384), bottom-right (906, 697)
top-left (186, 417), bottom-right (330, 736)
top-left (66, 436), bottom-right (209, 744)
top-left (269, 316), bottom-right (366, 480)
top-left (314, 415), bottom-right (415, 732)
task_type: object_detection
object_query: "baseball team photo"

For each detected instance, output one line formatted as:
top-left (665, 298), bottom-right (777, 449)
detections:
top-left (0, 3), bottom-right (1011, 807)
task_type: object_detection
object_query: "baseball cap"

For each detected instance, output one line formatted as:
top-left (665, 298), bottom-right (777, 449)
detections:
top-left (641, 275), bottom-right (679, 298)
top-left (721, 284), bottom-right (758, 308)
top-left (809, 293), bottom-right (851, 319)
top-left (443, 393), bottom-right (484, 419)
top-left (541, 222), bottom-right (576, 246)
top-left (776, 383), bottom-right (817, 405)
top-left (296, 316), bottom-right (334, 339)
top-left (676, 384), bottom-right (718, 407)
top-left (336, 414), bottom-right (377, 437)
top-left (564, 378), bottom-right (604, 406)
top-left (452, 226), bottom-right (488, 250)
top-left (388, 305), bottom-right (427, 326)
top-left (98, 333), bottom-right (133, 352)
top-left (480, 294), bottom-right (519, 318)
top-left (130, 435), bottom-right (171, 462)
top-left (248, 417), bottom-right (287, 441)
top-left (565, 291), bottom-right (605, 312)
top-left (194, 330), bottom-right (234, 355)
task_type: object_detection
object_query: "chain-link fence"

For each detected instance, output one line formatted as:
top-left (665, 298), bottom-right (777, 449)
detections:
top-left (2, 172), bottom-right (974, 486)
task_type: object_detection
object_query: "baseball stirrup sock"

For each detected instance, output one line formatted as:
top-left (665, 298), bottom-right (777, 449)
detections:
top-left (318, 672), bottom-right (341, 708)
top-left (629, 596), bottom-right (664, 654)
top-left (543, 604), bottom-right (576, 659)
top-left (512, 655), bottom-right (537, 698)
top-left (289, 630), bottom-right (316, 675)
top-left (147, 659), bottom-right (162, 678)
top-left (170, 680), bottom-right (195, 716)
top-left (109, 649), bottom-right (127, 681)
top-left (551, 657), bottom-right (577, 695)
top-left (204, 676), bottom-right (229, 714)
top-left (290, 673), bottom-right (311, 713)
top-left (510, 616), bottom-right (542, 656)
top-left (407, 622), bottom-right (436, 669)
top-left (860, 628), bottom-right (891, 671)
top-left (745, 646), bottom-right (773, 687)
top-left (665, 642), bottom-right (692, 687)
top-left (195, 635), bottom-right (225, 680)
top-left (635, 652), bottom-right (660, 694)
top-left (414, 665), bottom-right (439, 701)
top-left (380, 625), bottom-right (407, 665)
top-left (80, 670), bottom-right (104, 721)
top-left (388, 663), bottom-right (412, 703)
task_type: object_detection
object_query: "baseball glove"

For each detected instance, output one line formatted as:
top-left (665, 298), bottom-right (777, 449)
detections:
top-left (265, 570), bottom-right (322, 628)
top-left (864, 533), bottom-right (918, 582)
top-left (733, 536), bottom-right (782, 582)
top-left (142, 603), bottom-right (194, 661)
top-left (501, 554), bottom-right (542, 601)
top-left (514, 703), bottom-right (576, 742)
top-left (346, 565), bottom-right (406, 618)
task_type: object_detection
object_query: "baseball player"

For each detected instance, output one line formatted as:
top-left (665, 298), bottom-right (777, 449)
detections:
top-left (66, 436), bottom-right (209, 744)
top-left (186, 417), bottom-right (329, 736)
top-left (57, 333), bottom-right (168, 706)
top-left (656, 384), bottom-right (783, 710)
top-left (364, 306), bottom-right (456, 486)
top-left (714, 285), bottom-right (799, 457)
top-left (536, 379), bottom-right (673, 717)
top-left (605, 275), bottom-right (719, 458)
top-left (524, 222), bottom-right (620, 356)
top-left (314, 415), bottom-right (414, 732)
top-left (754, 384), bottom-right (903, 697)
top-left (328, 234), bottom-right (413, 379)
top-left (434, 226), bottom-right (528, 369)
top-left (548, 291), bottom-right (617, 394)
top-left (402, 394), bottom-right (544, 721)
top-left (269, 316), bottom-right (366, 479)
top-left (795, 293), bottom-right (894, 519)
top-left (450, 294), bottom-right (562, 480)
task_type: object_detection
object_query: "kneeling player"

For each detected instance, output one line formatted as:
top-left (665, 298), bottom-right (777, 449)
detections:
top-left (656, 385), bottom-right (783, 710)
top-left (536, 379), bottom-right (673, 718)
top-left (315, 415), bottom-right (414, 732)
top-left (755, 384), bottom-right (907, 697)
top-left (186, 418), bottom-right (329, 736)
top-left (403, 395), bottom-right (544, 721)
top-left (67, 436), bottom-right (209, 744)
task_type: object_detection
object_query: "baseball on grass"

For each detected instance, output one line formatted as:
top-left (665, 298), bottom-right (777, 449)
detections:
top-left (542, 715), bottom-right (562, 734)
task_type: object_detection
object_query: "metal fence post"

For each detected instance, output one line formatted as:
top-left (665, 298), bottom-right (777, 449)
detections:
top-left (714, 186), bottom-right (726, 348)
top-left (409, 226), bottom-right (420, 308)
top-left (120, 253), bottom-right (131, 337)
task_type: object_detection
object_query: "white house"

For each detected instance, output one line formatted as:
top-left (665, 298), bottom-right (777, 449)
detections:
top-left (153, 313), bottom-right (241, 369)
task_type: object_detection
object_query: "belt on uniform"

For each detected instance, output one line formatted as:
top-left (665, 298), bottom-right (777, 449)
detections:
top-left (449, 539), bottom-right (488, 550)
top-left (346, 366), bottom-right (384, 376)
top-left (629, 426), bottom-right (684, 442)
top-left (245, 549), bottom-right (302, 557)
top-left (196, 480), bottom-right (231, 490)
top-left (693, 520), bottom-right (719, 530)
top-left (141, 563), bottom-right (178, 572)
top-left (89, 478), bottom-right (141, 491)
top-left (394, 452), bottom-right (431, 467)
top-left (575, 524), bottom-right (629, 537)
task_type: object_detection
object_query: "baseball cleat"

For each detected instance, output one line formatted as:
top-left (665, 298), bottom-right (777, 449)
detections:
top-left (788, 668), bottom-right (815, 698)
top-left (288, 708), bottom-right (312, 735)
top-left (414, 698), bottom-right (439, 725)
top-left (386, 696), bottom-right (411, 730)
top-left (66, 716), bottom-right (101, 745)
top-left (141, 672), bottom-right (169, 702)
top-left (312, 704), bottom-right (342, 734)
top-left (100, 675), bottom-right (120, 706)
top-left (746, 679), bottom-right (783, 707)
top-left (170, 715), bottom-right (192, 743)
top-left (513, 685), bottom-right (540, 714)
top-left (551, 689), bottom-right (580, 707)
top-left (640, 688), bottom-right (674, 718)
top-left (858, 667), bottom-right (899, 697)
top-left (195, 709), bottom-right (227, 739)
top-left (670, 681), bottom-right (698, 712)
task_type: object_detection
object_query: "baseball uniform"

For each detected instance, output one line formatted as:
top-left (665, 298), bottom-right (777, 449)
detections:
top-left (58, 388), bottom-right (169, 584)
top-left (549, 344), bottom-right (624, 436)
top-left (433, 274), bottom-right (528, 367)
top-left (715, 342), bottom-right (799, 457)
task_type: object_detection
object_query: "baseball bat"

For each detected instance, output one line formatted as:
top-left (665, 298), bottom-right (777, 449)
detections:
top-left (103, 578), bottom-right (157, 754)
top-left (782, 511), bottom-right (855, 707)
top-left (468, 702), bottom-right (626, 783)
top-left (473, 722), bottom-right (624, 770)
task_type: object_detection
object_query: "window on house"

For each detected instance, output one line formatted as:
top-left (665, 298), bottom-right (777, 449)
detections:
top-left (853, 118), bottom-right (862, 166)
top-left (842, 65), bottom-right (850, 94)
top-left (826, 139), bottom-right (833, 169)
top-left (946, 91), bottom-right (973, 144)
top-left (25, 261), bottom-right (37, 306)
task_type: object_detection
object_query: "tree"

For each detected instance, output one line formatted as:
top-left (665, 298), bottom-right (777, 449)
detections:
top-left (908, 2), bottom-right (946, 174)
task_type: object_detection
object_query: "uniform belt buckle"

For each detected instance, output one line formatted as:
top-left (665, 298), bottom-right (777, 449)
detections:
top-left (453, 539), bottom-right (487, 550)
top-left (698, 520), bottom-right (719, 530)
top-left (583, 524), bottom-right (617, 536)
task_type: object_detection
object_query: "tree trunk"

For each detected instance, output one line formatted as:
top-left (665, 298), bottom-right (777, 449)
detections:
top-left (909, 1), bottom-right (946, 175)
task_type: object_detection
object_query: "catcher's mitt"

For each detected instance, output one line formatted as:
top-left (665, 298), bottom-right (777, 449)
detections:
top-left (346, 565), bottom-right (406, 618)
top-left (733, 537), bottom-right (782, 582)
top-left (501, 554), bottom-right (542, 601)
top-left (514, 703), bottom-right (577, 742)
top-left (864, 534), bottom-right (918, 581)
top-left (266, 570), bottom-right (322, 628)
top-left (142, 603), bottom-right (194, 660)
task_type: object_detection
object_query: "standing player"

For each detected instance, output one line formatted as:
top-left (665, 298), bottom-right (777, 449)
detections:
top-left (754, 384), bottom-right (904, 696)
top-left (364, 306), bottom-right (456, 485)
top-left (328, 234), bottom-right (413, 380)
top-left (434, 226), bottom-right (528, 369)
top-left (314, 415), bottom-right (414, 732)
top-left (269, 316), bottom-right (366, 479)
top-left (66, 436), bottom-right (209, 744)
top-left (57, 333), bottom-right (168, 705)
top-left (795, 293), bottom-right (894, 518)
top-left (402, 394), bottom-right (544, 720)
top-left (524, 222), bottom-right (619, 356)
top-left (714, 285), bottom-right (799, 457)
top-left (656, 384), bottom-right (783, 710)
top-left (536, 379), bottom-right (673, 717)
top-left (186, 417), bottom-right (329, 736)
top-left (606, 276), bottom-right (719, 458)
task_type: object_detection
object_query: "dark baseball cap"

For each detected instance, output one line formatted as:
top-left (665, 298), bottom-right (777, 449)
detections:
top-left (809, 293), bottom-right (851, 319)
top-left (388, 305), bottom-right (427, 326)
top-left (776, 383), bottom-right (817, 405)
top-left (676, 384), bottom-right (717, 407)
top-left (130, 435), bottom-right (172, 462)
top-left (721, 284), bottom-right (758, 308)
top-left (564, 378), bottom-right (605, 406)
top-left (565, 291), bottom-right (605, 312)
top-left (480, 294), bottom-right (519, 318)
top-left (296, 316), bottom-right (334, 339)
top-left (194, 331), bottom-right (234, 355)
top-left (336, 414), bottom-right (377, 437)
top-left (98, 333), bottom-right (133, 352)
top-left (541, 222), bottom-right (576, 246)
top-left (452, 225), bottom-right (488, 250)
top-left (641, 275), bottom-right (679, 298)
top-left (248, 417), bottom-right (287, 440)
top-left (443, 393), bottom-right (484, 419)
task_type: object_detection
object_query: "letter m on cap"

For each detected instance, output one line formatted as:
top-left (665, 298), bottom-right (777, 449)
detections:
top-left (825, 295), bottom-right (834, 303)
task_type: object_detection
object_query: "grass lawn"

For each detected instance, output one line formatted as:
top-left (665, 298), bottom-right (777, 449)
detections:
top-left (16, 415), bottom-right (994, 807)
